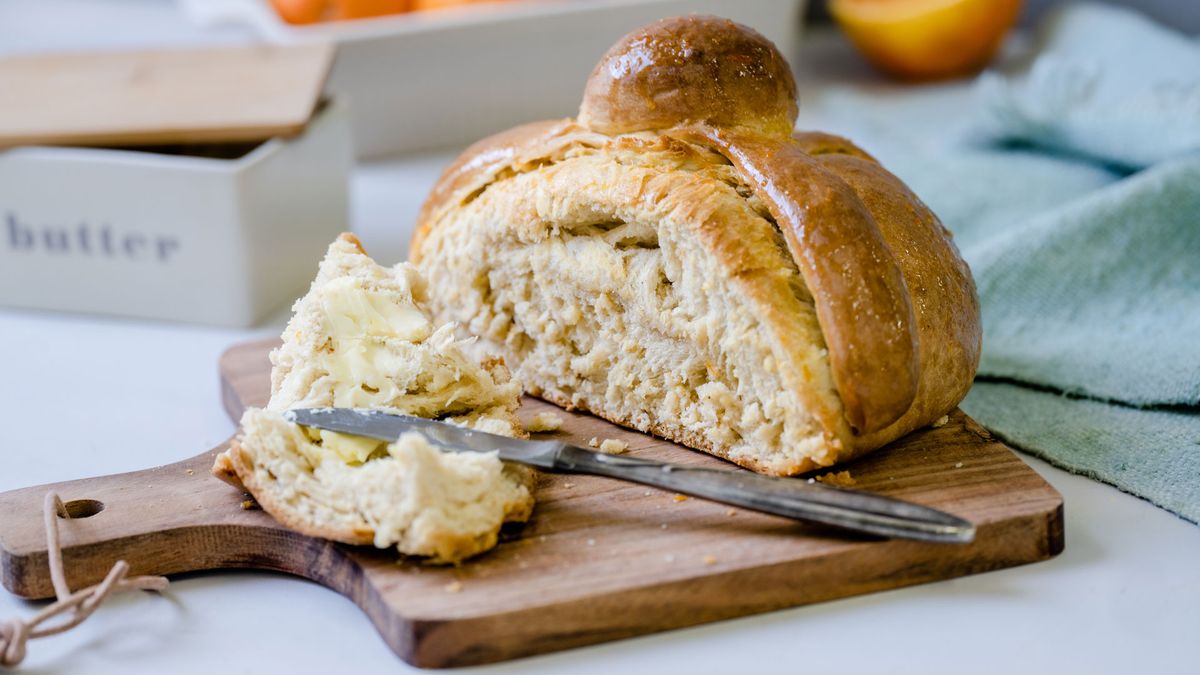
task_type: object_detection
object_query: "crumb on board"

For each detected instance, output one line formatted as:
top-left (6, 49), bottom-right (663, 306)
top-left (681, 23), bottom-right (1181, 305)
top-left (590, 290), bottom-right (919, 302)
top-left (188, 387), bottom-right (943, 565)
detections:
top-left (526, 411), bottom-right (563, 433)
top-left (185, 468), bottom-right (194, 476)
top-left (240, 497), bottom-right (259, 510)
top-left (598, 438), bottom-right (628, 455)
top-left (814, 470), bottom-right (856, 487)
top-left (664, 554), bottom-right (676, 563)
top-left (563, 482), bottom-right (576, 489)
top-left (726, 509), bottom-right (737, 517)
top-left (588, 437), bottom-right (600, 448)
top-left (673, 494), bottom-right (689, 503)
top-left (444, 581), bottom-right (463, 593)
top-left (955, 461), bottom-right (964, 468)
top-left (702, 554), bottom-right (717, 566)
top-left (586, 538), bottom-right (596, 546)
top-left (932, 414), bottom-right (950, 428)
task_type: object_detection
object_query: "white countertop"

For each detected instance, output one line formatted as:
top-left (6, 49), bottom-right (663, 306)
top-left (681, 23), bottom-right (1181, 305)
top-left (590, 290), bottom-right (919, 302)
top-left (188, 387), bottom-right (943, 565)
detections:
top-left (2, 2), bottom-right (1198, 673)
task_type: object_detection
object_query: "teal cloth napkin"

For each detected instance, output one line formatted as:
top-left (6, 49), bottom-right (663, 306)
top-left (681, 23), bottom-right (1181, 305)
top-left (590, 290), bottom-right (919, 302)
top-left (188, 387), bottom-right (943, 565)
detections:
top-left (975, 3), bottom-right (1200, 169)
top-left (959, 153), bottom-right (1200, 524)
top-left (955, 4), bottom-right (1200, 523)
top-left (804, 3), bottom-right (1200, 522)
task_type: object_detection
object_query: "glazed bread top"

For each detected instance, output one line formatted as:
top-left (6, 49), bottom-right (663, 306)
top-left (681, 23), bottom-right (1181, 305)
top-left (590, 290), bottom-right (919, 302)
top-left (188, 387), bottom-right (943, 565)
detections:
top-left (578, 16), bottom-right (798, 136)
top-left (414, 15), bottom-right (981, 437)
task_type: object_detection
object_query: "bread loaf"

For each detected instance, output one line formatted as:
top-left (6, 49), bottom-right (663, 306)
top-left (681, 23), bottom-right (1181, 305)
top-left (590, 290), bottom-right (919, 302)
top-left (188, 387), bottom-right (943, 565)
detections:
top-left (410, 16), bottom-right (981, 475)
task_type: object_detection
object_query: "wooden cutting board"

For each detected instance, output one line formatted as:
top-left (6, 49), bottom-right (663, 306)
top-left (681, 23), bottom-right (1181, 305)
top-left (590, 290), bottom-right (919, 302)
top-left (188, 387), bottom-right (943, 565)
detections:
top-left (0, 338), bottom-right (1063, 667)
top-left (0, 44), bottom-right (333, 149)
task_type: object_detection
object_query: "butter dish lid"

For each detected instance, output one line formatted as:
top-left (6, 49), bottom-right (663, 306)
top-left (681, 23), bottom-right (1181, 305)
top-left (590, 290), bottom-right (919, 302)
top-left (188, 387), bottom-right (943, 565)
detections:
top-left (0, 42), bottom-right (334, 149)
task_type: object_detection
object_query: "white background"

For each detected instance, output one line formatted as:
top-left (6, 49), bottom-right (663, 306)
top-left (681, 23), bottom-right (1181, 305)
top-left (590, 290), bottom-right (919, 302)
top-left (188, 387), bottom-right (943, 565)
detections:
top-left (1, 2), bottom-right (1198, 673)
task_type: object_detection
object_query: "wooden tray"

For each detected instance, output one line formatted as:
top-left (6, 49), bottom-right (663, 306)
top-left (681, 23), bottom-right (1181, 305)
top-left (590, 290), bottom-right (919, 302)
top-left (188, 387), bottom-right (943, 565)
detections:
top-left (0, 338), bottom-right (1063, 667)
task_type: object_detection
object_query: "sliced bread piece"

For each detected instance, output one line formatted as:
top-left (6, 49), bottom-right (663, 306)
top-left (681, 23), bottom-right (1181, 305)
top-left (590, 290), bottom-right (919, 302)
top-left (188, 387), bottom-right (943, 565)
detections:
top-left (215, 233), bottom-right (534, 563)
top-left (230, 409), bottom-right (533, 564)
top-left (270, 233), bottom-right (524, 437)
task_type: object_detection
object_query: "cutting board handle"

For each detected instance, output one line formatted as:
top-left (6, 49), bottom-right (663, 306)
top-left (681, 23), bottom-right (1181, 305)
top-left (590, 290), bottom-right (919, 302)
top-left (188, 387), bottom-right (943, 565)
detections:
top-left (0, 443), bottom-right (344, 600)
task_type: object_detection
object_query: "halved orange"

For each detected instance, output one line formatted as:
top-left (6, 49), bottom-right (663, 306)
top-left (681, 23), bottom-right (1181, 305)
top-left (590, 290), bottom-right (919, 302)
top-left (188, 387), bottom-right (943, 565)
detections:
top-left (830, 0), bottom-right (1023, 80)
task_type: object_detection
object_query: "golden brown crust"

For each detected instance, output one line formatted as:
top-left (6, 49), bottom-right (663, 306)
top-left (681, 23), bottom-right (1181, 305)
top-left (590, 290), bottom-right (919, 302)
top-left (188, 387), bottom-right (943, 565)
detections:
top-left (672, 125), bottom-right (919, 434)
top-left (210, 449), bottom-right (243, 489)
top-left (412, 119), bottom-right (578, 261)
top-left (792, 130), bottom-right (877, 160)
top-left (336, 231), bottom-right (367, 255)
top-left (579, 15), bottom-right (797, 136)
top-left (225, 436), bottom-right (538, 550)
top-left (227, 437), bottom-right (377, 546)
top-left (813, 152), bottom-right (981, 456)
top-left (410, 15), bottom-right (982, 472)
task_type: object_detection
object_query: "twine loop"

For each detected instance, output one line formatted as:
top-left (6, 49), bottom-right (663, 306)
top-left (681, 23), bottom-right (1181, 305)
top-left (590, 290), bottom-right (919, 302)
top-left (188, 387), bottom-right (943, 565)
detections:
top-left (0, 493), bottom-right (168, 668)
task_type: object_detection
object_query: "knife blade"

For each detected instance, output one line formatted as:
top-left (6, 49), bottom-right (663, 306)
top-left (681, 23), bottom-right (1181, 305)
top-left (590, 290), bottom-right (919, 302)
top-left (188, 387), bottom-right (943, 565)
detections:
top-left (284, 408), bottom-right (975, 544)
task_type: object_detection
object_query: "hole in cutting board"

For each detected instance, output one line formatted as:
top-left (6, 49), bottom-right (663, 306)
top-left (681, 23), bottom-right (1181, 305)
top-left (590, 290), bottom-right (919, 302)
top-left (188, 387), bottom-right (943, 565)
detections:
top-left (60, 499), bottom-right (105, 519)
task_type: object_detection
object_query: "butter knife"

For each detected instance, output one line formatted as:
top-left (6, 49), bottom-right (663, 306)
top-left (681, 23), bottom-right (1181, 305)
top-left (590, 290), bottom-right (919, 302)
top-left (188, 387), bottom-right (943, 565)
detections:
top-left (285, 408), bottom-right (975, 544)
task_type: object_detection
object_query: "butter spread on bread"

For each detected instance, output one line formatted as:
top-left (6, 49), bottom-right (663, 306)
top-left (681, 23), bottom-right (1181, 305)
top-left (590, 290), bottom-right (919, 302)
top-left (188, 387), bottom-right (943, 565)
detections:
top-left (410, 16), bottom-right (981, 476)
top-left (214, 234), bottom-right (534, 563)
top-left (232, 411), bottom-right (532, 563)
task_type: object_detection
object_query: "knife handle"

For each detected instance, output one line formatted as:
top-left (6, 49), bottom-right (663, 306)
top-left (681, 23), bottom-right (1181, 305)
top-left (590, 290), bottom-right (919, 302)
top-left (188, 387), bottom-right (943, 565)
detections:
top-left (552, 446), bottom-right (974, 543)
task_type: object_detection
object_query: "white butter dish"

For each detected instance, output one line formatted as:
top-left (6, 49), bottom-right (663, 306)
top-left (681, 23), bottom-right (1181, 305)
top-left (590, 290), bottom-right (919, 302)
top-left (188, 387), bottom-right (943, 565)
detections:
top-left (0, 100), bottom-right (351, 327)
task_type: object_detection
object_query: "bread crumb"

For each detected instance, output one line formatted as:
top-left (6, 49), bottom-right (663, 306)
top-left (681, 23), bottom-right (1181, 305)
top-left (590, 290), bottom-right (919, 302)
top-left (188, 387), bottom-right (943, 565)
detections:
top-left (185, 468), bottom-right (194, 476)
top-left (955, 461), bottom-right (964, 468)
top-left (660, 523), bottom-right (668, 529)
top-left (806, 478), bottom-right (816, 484)
top-left (726, 509), bottom-right (737, 517)
top-left (932, 415), bottom-right (950, 428)
top-left (664, 554), bottom-right (676, 563)
top-left (588, 437), bottom-right (600, 448)
top-left (587, 538), bottom-right (596, 546)
top-left (673, 494), bottom-right (688, 503)
top-left (563, 482), bottom-right (576, 489)
top-left (526, 411), bottom-right (563, 433)
top-left (240, 498), bottom-right (259, 510)
top-left (702, 554), bottom-right (717, 565)
top-left (814, 470), bottom-right (856, 487)
top-left (444, 581), bottom-right (463, 593)
top-left (597, 438), bottom-right (628, 455)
